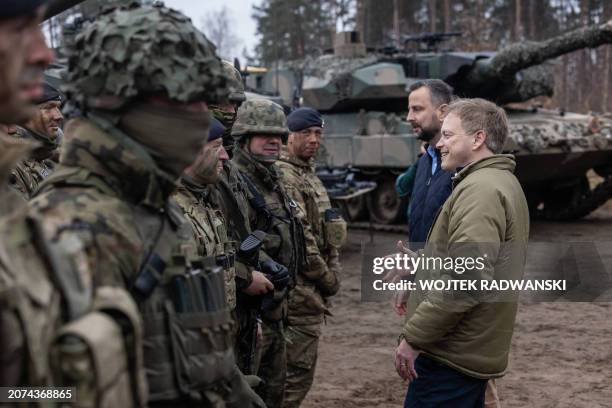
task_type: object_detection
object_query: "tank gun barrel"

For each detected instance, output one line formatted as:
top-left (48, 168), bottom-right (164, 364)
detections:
top-left (480, 19), bottom-right (612, 79)
top-left (449, 19), bottom-right (612, 104)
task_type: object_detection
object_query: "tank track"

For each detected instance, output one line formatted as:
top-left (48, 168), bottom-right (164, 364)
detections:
top-left (348, 221), bottom-right (409, 234)
top-left (537, 176), bottom-right (612, 221)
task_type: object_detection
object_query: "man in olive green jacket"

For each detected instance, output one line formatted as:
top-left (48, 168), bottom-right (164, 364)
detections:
top-left (395, 98), bottom-right (529, 407)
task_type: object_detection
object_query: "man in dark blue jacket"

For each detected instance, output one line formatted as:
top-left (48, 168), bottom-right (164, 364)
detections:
top-left (405, 79), bottom-right (454, 248)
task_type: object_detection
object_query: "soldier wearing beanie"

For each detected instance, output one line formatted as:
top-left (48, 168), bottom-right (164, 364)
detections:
top-left (277, 107), bottom-right (346, 407)
top-left (9, 81), bottom-right (64, 199)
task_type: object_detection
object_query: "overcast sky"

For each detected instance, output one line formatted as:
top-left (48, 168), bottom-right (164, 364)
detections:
top-left (164, 0), bottom-right (260, 58)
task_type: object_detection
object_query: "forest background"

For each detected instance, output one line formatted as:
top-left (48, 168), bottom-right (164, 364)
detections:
top-left (47, 0), bottom-right (612, 115)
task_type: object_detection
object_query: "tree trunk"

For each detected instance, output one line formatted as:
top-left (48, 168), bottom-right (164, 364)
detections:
top-left (515, 0), bottom-right (523, 40)
top-left (601, 1), bottom-right (612, 112)
top-left (528, 0), bottom-right (536, 39)
top-left (443, 0), bottom-right (450, 32)
top-left (429, 0), bottom-right (436, 32)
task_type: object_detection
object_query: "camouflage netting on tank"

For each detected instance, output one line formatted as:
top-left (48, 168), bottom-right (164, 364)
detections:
top-left (485, 19), bottom-right (612, 79)
top-left (63, 2), bottom-right (229, 109)
top-left (300, 54), bottom-right (378, 80)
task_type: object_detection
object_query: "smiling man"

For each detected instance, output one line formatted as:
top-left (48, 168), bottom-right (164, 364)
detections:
top-left (10, 81), bottom-right (63, 199)
top-left (231, 99), bottom-right (306, 407)
top-left (395, 98), bottom-right (529, 408)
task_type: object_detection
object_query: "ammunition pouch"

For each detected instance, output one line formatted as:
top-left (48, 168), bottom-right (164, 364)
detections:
top-left (49, 287), bottom-right (147, 408)
top-left (323, 208), bottom-right (347, 249)
top-left (141, 260), bottom-right (235, 402)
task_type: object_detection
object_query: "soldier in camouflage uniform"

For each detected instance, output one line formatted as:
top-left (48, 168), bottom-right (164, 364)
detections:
top-left (173, 119), bottom-right (238, 312)
top-left (232, 99), bottom-right (306, 408)
top-left (172, 118), bottom-right (265, 407)
top-left (9, 81), bottom-right (63, 199)
top-left (28, 4), bottom-right (263, 407)
top-left (210, 62), bottom-right (276, 375)
top-left (277, 107), bottom-right (346, 408)
top-left (1, 2), bottom-right (147, 406)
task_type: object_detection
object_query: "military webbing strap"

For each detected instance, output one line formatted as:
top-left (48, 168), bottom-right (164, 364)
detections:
top-left (241, 173), bottom-right (293, 228)
top-left (217, 175), bottom-right (250, 240)
top-left (29, 216), bottom-right (92, 321)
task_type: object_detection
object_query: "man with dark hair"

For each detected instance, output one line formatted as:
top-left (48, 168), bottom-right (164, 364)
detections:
top-left (391, 79), bottom-right (454, 315)
top-left (395, 98), bottom-right (528, 408)
top-left (10, 81), bottom-right (63, 199)
top-left (404, 79), bottom-right (454, 248)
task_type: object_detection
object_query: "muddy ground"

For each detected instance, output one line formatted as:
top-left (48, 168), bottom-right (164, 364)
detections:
top-left (302, 204), bottom-right (612, 408)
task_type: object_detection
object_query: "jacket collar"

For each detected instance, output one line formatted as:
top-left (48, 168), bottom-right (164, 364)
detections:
top-left (179, 176), bottom-right (213, 202)
top-left (452, 154), bottom-right (516, 188)
top-left (279, 146), bottom-right (314, 172)
top-left (0, 131), bottom-right (35, 183)
top-left (60, 117), bottom-right (177, 210)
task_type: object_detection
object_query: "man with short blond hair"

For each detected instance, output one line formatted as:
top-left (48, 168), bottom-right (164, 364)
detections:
top-left (395, 98), bottom-right (529, 408)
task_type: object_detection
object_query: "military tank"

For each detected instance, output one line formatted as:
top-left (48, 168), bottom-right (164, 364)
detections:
top-left (254, 22), bottom-right (612, 224)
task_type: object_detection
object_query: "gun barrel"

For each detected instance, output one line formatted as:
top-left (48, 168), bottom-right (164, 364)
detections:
top-left (478, 19), bottom-right (612, 80)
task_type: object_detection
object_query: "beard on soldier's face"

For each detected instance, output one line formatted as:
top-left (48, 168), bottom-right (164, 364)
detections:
top-left (417, 127), bottom-right (437, 142)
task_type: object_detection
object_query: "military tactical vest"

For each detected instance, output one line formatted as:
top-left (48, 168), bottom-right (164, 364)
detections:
top-left (232, 148), bottom-right (306, 321)
top-left (31, 118), bottom-right (236, 404)
top-left (131, 200), bottom-right (235, 403)
top-left (0, 208), bottom-right (146, 407)
top-left (173, 181), bottom-right (237, 310)
top-left (8, 126), bottom-right (56, 200)
top-left (9, 157), bottom-right (54, 200)
top-left (278, 155), bottom-right (347, 254)
top-left (214, 161), bottom-right (252, 242)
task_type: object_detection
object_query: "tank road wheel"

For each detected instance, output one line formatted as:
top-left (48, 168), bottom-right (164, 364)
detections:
top-left (535, 174), bottom-right (612, 220)
top-left (367, 177), bottom-right (407, 224)
top-left (344, 196), bottom-right (368, 221)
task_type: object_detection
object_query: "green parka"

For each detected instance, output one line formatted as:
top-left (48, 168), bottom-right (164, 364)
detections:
top-left (402, 154), bottom-right (529, 379)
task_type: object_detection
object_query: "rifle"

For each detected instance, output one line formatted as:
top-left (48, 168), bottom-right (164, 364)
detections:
top-left (236, 231), bottom-right (265, 375)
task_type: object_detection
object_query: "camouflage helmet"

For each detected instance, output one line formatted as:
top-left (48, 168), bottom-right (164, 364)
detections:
top-left (63, 3), bottom-right (229, 110)
top-left (232, 99), bottom-right (288, 143)
top-left (221, 61), bottom-right (246, 104)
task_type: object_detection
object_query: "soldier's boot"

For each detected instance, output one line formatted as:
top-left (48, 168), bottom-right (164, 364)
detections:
top-left (283, 324), bottom-right (320, 408)
top-left (255, 319), bottom-right (287, 408)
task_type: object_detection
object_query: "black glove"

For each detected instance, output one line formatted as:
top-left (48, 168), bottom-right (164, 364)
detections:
top-left (259, 260), bottom-right (290, 291)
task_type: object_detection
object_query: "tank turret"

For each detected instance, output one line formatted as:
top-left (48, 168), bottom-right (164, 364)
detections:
top-left (244, 24), bottom-right (612, 224)
top-left (299, 20), bottom-right (612, 112)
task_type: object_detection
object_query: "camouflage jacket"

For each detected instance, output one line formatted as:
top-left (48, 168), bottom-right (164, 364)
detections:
top-left (212, 161), bottom-right (255, 290)
top-left (231, 146), bottom-right (306, 321)
top-left (277, 150), bottom-right (342, 325)
top-left (0, 131), bottom-right (146, 406)
top-left (9, 127), bottom-right (56, 200)
top-left (173, 179), bottom-right (237, 309)
top-left (30, 117), bottom-right (239, 404)
top-left (1, 134), bottom-right (31, 214)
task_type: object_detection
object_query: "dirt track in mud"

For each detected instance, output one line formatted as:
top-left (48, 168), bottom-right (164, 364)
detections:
top-left (302, 203), bottom-right (612, 408)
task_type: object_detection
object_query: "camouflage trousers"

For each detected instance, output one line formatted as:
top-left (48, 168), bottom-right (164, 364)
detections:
top-left (283, 323), bottom-right (321, 408)
top-left (254, 319), bottom-right (287, 408)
